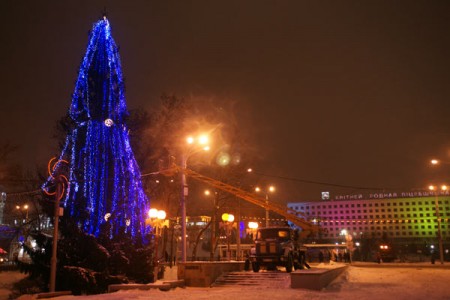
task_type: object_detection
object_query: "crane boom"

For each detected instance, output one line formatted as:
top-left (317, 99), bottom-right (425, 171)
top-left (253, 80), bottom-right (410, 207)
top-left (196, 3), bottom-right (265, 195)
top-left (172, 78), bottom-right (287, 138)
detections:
top-left (182, 168), bottom-right (319, 234)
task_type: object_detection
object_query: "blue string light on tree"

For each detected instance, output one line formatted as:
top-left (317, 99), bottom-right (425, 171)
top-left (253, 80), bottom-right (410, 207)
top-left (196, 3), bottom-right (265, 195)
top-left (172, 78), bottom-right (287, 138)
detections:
top-left (43, 17), bottom-right (150, 242)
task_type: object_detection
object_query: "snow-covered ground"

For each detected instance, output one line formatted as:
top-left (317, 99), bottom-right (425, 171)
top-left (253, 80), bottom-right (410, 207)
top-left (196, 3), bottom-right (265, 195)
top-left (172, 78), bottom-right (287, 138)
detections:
top-left (0, 270), bottom-right (27, 300)
top-left (3, 263), bottom-right (449, 300)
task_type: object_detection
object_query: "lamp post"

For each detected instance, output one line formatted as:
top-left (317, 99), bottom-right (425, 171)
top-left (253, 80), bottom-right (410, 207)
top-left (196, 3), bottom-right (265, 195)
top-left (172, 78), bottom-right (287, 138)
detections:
top-left (255, 185), bottom-right (275, 227)
top-left (430, 159), bottom-right (450, 165)
top-left (340, 229), bottom-right (353, 263)
top-left (147, 208), bottom-right (167, 281)
top-left (16, 204), bottom-right (29, 223)
top-left (205, 189), bottom-right (219, 261)
top-left (248, 221), bottom-right (259, 241)
top-left (236, 198), bottom-right (241, 261)
top-left (0, 192), bottom-right (6, 225)
top-left (221, 213), bottom-right (234, 261)
top-left (24, 205), bottom-right (29, 222)
top-left (428, 185), bottom-right (445, 264)
top-left (431, 159), bottom-right (440, 165)
top-left (180, 134), bottom-right (210, 263)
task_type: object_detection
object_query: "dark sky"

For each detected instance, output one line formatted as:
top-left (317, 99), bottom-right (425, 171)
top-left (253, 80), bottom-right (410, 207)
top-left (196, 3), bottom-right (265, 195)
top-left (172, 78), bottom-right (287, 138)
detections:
top-left (2, 1), bottom-right (450, 202)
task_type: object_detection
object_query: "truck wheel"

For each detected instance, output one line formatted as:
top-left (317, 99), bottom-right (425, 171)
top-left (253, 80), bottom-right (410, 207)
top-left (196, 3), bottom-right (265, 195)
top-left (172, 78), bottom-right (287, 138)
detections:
top-left (286, 254), bottom-right (293, 273)
top-left (252, 261), bottom-right (260, 272)
top-left (244, 259), bottom-right (250, 271)
top-left (293, 252), bottom-right (300, 270)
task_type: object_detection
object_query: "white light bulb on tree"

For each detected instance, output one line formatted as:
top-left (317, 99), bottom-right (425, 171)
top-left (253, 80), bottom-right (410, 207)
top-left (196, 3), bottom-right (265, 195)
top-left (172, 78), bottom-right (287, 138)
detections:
top-left (104, 118), bottom-right (114, 127)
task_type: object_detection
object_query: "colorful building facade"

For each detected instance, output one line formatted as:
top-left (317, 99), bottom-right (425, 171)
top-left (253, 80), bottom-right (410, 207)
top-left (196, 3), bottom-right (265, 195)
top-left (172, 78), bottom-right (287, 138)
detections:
top-left (288, 193), bottom-right (450, 243)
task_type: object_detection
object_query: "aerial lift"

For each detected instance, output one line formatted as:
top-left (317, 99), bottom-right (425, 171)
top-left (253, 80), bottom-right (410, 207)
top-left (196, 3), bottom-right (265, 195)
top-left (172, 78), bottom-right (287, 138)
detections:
top-left (181, 167), bottom-right (319, 236)
top-left (180, 168), bottom-right (319, 271)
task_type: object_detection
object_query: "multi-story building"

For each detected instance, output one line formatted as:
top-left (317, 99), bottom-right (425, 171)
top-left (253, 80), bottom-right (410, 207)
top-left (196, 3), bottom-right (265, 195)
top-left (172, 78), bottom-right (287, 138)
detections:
top-left (288, 191), bottom-right (450, 253)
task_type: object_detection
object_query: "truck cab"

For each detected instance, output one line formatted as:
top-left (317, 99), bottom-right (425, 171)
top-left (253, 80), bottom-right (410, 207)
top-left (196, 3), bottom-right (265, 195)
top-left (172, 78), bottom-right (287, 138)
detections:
top-left (248, 227), bottom-right (307, 272)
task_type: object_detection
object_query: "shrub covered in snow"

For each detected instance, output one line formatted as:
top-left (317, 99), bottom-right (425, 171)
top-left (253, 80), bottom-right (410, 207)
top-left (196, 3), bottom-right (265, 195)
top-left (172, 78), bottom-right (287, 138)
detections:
top-left (18, 218), bottom-right (154, 295)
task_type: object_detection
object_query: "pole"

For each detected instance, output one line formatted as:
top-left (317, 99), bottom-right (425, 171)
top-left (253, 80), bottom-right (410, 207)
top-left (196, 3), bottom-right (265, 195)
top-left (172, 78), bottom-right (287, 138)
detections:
top-left (210, 194), bottom-right (217, 261)
top-left (153, 226), bottom-right (159, 281)
top-left (170, 223), bottom-right (174, 267)
top-left (227, 223), bottom-right (231, 261)
top-left (265, 194), bottom-right (269, 228)
top-left (50, 177), bottom-right (62, 292)
top-left (434, 194), bottom-right (444, 264)
top-left (181, 154), bottom-right (187, 263)
top-left (236, 198), bottom-right (241, 261)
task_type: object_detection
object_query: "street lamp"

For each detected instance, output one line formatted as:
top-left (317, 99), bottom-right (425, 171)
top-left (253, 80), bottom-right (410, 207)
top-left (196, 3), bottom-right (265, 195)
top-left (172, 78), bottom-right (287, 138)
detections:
top-left (16, 204), bottom-right (29, 223)
top-left (204, 189), bottom-right (219, 261)
top-left (181, 134), bottom-right (210, 263)
top-left (146, 208), bottom-right (167, 281)
top-left (255, 185), bottom-right (275, 227)
top-left (222, 213), bottom-right (234, 261)
top-left (23, 205), bottom-right (29, 221)
top-left (430, 159), bottom-right (450, 166)
top-left (339, 229), bottom-right (354, 263)
top-left (428, 185), bottom-right (445, 264)
top-left (248, 221), bottom-right (259, 241)
top-left (248, 221), bottom-right (259, 230)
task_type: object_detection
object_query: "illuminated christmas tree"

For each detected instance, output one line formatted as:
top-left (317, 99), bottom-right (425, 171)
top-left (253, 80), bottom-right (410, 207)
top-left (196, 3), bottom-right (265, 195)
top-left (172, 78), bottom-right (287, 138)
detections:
top-left (43, 17), bottom-right (149, 241)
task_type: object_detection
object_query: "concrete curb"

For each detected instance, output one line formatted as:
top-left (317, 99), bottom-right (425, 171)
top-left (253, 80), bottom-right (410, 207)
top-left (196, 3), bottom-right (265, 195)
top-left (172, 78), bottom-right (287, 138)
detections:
top-left (108, 283), bottom-right (171, 293)
top-left (16, 291), bottom-right (72, 299)
top-left (291, 266), bottom-right (348, 290)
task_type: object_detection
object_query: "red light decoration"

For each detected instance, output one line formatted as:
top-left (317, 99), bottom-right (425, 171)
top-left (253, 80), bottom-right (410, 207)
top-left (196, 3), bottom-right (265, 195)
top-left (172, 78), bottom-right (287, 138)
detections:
top-left (43, 157), bottom-right (69, 201)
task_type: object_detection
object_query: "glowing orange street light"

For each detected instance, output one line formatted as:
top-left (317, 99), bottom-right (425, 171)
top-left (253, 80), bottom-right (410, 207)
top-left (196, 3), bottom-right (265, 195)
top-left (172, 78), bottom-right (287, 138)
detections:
top-left (181, 133), bottom-right (210, 263)
top-left (16, 204), bottom-right (29, 222)
top-left (222, 213), bottom-right (235, 223)
top-left (248, 221), bottom-right (259, 241)
top-left (148, 208), bottom-right (158, 219)
top-left (222, 213), bottom-right (234, 260)
top-left (147, 208), bottom-right (167, 280)
top-left (198, 135), bottom-right (209, 145)
top-left (255, 185), bottom-right (275, 227)
top-left (147, 208), bottom-right (167, 231)
top-left (248, 221), bottom-right (259, 230)
top-left (430, 159), bottom-right (450, 166)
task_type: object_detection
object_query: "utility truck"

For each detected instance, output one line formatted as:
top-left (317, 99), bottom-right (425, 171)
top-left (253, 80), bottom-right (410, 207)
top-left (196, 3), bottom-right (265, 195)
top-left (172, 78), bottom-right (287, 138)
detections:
top-left (248, 226), bottom-right (309, 272)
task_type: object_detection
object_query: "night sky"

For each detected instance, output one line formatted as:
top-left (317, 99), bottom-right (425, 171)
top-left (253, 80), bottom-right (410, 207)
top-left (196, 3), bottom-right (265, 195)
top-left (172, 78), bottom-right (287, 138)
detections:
top-left (2, 1), bottom-right (450, 202)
